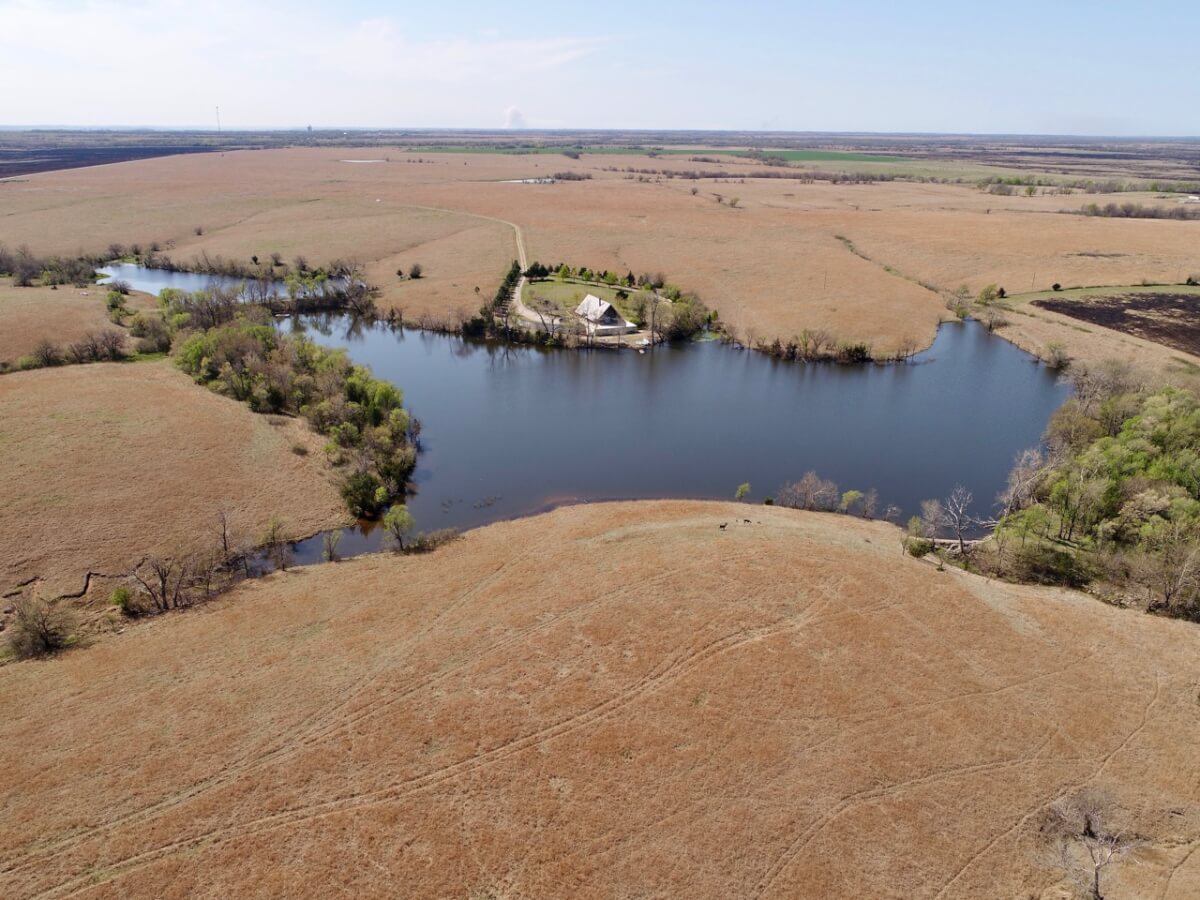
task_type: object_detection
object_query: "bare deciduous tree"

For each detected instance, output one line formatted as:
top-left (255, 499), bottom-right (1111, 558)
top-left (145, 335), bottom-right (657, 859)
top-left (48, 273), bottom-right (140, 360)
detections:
top-left (531, 297), bottom-right (558, 335)
top-left (341, 263), bottom-right (378, 317)
top-left (999, 447), bottom-right (1047, 518)
top-left (778, 471), bottom-right (839, 511)
top-left (862, 488), bottom-right (879, 519)
top-left (646, 292), bottom-right (663, 345)
top-left (1068, 359), bottom-right (1143, 414)
top-left (262, 515), bottom-right (291, 571)
top-left (1133, 518), bottom-right (1200, 614)
top-left (132, 555), bottom-right (193, 612)
top-left (919, 499), bottom-right (944, 538)
top-left (216, 510), bottom-right (234, 563)
top-left (1037, 789), bottom-right (1142, 900)
top-left (192, 548), bottom-right (224, 600)
top-left (981, 305), bottom-right (1009, 331)
top-left (323, 530), bottom-right (342, 563)
top-left (941, 485), bottom-right (976, 556)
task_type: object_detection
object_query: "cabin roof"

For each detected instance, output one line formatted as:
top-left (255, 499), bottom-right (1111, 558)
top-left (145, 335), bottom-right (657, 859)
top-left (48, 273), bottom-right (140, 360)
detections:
top-left (575, 294), bottom-right (615, 321)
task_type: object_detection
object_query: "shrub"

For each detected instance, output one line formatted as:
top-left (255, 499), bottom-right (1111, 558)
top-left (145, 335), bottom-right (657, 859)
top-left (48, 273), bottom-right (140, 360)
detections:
top-left (408, 263), bottom-right (423, 279)
top-left (66, 330), bottom-right (125, 363)
top-left (134, 316), bottom-right (172, 354)
top-left (1044, 341), bottom-right (1070, 370)
top-left (906, 538), bottom-right (935, 558)
top-left (6, 596), bottom-right (76, 659)
top-left (32, 338), bottom-right (62, 367)
top-left (110, 586), bottom-right (149, 617)
top-left (291, 443), bottom-right (309, 456)
top-left (342, 471), bottom-right (386, 517)
top-left (976, 284), bottom-right (1000, 305)
top-left (835, 341), bottom-right (873, 363)
top-left (1011, 543), bottom-right (1089, 587)
top-left (406, 528), bottom-right (460, 553)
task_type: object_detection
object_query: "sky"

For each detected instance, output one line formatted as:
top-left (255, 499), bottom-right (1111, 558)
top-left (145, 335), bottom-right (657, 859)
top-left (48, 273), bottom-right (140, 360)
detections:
top-left (2, 0), bottom-right (1197, 135)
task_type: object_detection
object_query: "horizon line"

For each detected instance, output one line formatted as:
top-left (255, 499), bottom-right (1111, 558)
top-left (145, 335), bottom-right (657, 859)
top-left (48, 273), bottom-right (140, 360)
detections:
top-left (2, 125), bottom-right (1199, 141)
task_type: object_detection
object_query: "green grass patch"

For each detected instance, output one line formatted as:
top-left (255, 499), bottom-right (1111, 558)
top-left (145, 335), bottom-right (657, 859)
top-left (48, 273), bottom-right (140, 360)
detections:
top-left (522, 279), bottom-right (649, 324)
top-left (733, 149), bottom-right (908, 163)
top-left (1009, 283), bottom-right (1200, 305)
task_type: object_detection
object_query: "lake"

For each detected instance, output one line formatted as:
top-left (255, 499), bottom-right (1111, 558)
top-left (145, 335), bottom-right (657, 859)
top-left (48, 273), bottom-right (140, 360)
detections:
top-left (96, 264), bottom-right (1069, 564)
top-left (284, 315), bottom-right (1068, 562)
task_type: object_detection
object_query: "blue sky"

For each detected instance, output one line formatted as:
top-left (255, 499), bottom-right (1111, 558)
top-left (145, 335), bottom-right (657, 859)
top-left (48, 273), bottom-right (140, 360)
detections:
top-left (2, 0), bottom-right (1196, 134)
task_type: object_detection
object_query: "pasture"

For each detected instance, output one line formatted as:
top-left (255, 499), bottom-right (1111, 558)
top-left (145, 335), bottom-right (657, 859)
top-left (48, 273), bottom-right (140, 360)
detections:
top-left (0, 362), bottom-right (347, 601)
top-left (2, 148), bottom-right (1198, 359)
top-left (0, 278), bottom-right (155, 365)
top-left (0, 501), bottom-right (1196, 898)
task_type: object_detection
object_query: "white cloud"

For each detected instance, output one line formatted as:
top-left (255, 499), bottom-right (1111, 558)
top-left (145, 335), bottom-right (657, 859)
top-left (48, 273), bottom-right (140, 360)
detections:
top-left (0, 0), bottom-right (603, 126)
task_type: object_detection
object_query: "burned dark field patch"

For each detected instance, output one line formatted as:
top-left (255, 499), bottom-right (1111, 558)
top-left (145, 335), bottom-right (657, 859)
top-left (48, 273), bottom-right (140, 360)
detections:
top-left (1034, 292), bottom-right (1200, 355)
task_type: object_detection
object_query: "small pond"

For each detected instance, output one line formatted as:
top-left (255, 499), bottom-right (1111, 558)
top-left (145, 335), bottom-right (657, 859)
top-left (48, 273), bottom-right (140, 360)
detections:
top-left (98, 262), bottom-right (289, 297)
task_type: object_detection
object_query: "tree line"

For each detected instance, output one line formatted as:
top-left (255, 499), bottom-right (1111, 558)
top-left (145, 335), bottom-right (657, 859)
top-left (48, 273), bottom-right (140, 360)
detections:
top-left (1077, 201), bottom-right (1200, 221)
top-left (174, 303), bottom-right (418, 517)
top-left (0, 243), bottom-right (95, 287)
top-left (984, 361), bottom-right (1200, 620)
top-left (767, 359), bottom-right (1200, 623)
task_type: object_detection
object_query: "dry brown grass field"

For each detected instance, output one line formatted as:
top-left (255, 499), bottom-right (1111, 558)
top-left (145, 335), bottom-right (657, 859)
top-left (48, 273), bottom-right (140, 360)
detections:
top-left (3, 148), bottom-right (1198, 356)
top-left (0, 501), bottom-right (1196, 899)
top-left (0, 361), bottom-right (347, 600)
top-left (0, 278), bottom-right (155, 364)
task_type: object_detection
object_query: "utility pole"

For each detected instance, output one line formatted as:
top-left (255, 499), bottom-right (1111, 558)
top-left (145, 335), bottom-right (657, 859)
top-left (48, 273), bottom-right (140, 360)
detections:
top-left (216, 106), bottom-right (221, 135)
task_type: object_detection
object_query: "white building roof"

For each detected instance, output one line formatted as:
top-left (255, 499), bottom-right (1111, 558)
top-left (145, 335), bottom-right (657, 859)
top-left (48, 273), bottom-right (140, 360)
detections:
top-left (575, 294), bottom-right (614, 322)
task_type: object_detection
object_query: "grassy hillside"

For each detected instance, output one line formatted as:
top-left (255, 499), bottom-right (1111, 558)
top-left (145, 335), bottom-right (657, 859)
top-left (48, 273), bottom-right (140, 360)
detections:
top-left (2, 501), bottom-right (1197, 898)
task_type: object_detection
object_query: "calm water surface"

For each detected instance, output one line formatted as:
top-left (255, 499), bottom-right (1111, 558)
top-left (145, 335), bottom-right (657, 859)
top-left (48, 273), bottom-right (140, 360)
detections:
top-left (285, 315), bottom-right (1068, 562)
top-left (98, 265), bottom-right (1069, 563)
top-left (98, 263), bottom-right (288, 296)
